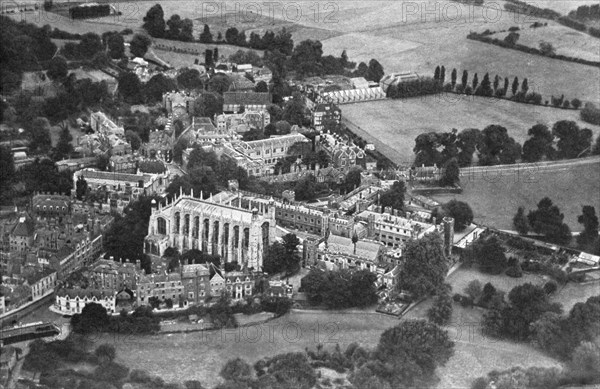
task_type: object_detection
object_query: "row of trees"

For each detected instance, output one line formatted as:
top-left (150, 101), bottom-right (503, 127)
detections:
top-left (514, 200), bottom-right (598, 248)
top-left (415, 120), bottom-right (597, 168)
top-left (142, 4), bottom-right (193, 41)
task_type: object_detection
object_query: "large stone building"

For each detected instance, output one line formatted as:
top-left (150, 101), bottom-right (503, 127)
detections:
top-left (54, 288), bottom-right (116, 315)
top-left (312, 103), bottom-right (341, 131)
top-left (145, 191), bottom-right (277, 270)
top-left (73, 168), bottom-right (169, 200)
top-left (223, 92), bottom-right (272, 113)
top-left (89, 258), bottom-right (142, 291)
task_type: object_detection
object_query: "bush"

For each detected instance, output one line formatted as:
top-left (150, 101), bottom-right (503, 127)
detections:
top-left (568, 272), bottom-right (586, 283)
top-left (543, 280), bottom-right (558, 294)
top-left (506, 265), bottom-right (523, 278)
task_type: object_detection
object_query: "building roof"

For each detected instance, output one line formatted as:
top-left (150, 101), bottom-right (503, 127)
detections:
top-left (25, 268), bottom-right (56, 285)
top-left (12, 214), bottom-right (35, 237)
top-left (76, 169), bottom-right (155, 185)
top-left (56, 288), bottom-right (116, 299)
top-left (223, 92), bottom-right (272, 106)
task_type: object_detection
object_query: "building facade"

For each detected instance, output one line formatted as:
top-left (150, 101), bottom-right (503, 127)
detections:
top-left (145, 191), bottom-right (277, 270)
top-left (55, 288), bottom-right (117, 315)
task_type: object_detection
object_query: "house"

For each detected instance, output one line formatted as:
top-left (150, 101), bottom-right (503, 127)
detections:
top-left (265, 280), bottom-right (293, 299)
top-left (26, 268), bottom-right (57, 302)
top-left (316, 234), bottom-right (384, 274)
top-left (312, 103), bottom-right (341, 131)
top-left (228, 74), bottom-right (255, 91)
top-left (90, 111), bottom-right (124, 137)
top-left (136, 272), bottom-right (185, 307)
top-left (73, 168), bottom-right (169, 200)
top-left (54, 288), bottom-right (117, 315)
top-left (223, 92), bottom-right (272, 113)
top-left (350, 77), bottom-right (369, 89)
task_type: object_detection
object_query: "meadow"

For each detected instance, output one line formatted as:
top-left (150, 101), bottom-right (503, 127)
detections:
top-left (342, 96), bottom-right (600, 164)
top-left (489, 24), bottom-right (600, 62)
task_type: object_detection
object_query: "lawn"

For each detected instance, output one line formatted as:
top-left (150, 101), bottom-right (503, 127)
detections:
top-left (342, 96), bottom-right (600, 164)
top-left (431, 159), bottom-right (600, 231)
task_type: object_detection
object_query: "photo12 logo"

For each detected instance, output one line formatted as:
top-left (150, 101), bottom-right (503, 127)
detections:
top-left (195, 2), bottom-right (339, 25)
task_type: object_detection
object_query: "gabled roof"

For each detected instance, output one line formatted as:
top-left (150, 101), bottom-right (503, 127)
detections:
top-left (223, 92), bottom-right (272, 106)
top-left (325, 234), bottom-right (382, 262)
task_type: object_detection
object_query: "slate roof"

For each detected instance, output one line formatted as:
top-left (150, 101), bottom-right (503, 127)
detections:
top-left (325, 234), bottom-right (381, 262)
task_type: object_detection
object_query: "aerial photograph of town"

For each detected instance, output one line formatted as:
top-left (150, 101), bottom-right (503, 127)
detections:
top-left (0, 0), bottom-right (599, 388)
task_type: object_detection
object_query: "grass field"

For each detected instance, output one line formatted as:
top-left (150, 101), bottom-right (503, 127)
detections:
top-left (552, 281), bottom-right (600, 311)
top-left (95, 311), bottom-right (401, 388)
top-left (342, 96), bottom-right (600, 163)
top-left (490, 24), bottom-right (600, 62)
top-left (431, 159), bottom-right (600, 231)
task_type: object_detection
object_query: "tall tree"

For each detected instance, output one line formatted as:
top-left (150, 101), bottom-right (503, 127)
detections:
top-left (440, 200), bottom-right (473, 231)
top-left (461, 70), bottom-right (468, 87)
top-left (106, 33), bottom-right (125, 59)
top-left (521, 78), bottom-right (529, 94)
top-left (28, 117), bottom-right (52, 154)
top-left (379, 181), bottom-right (405, 213)
top-left (493, 74), bottom-right (500, 91)
top-left (142, 4), bottom-right (166, 38)
top-left (473, 236), bottom-right (507, 274)
top-left (434, 66), bottom-right (440, 80)
top-left (552, 120), bottom-right (593, 159)
top-left (439, 157), bottom-right (460, 186)
top-left (130, 33), bottom-right (151, 58)
top-left (472, 73), bottom-right (479, 90)
top-left (512, 76), bottom-right (519, 96)
top-left (513, 206), bottom-right (529, 235)
top-left (522, 124), bottom-right (554, 162)
top-left (199, 24), bottom-right (213, 43)
top-left (54, 122), bottom-right (73, 160)
top-left (527, 197), bottom-right (572, 245)
top-left (46, 56), bottom-right (68, 81)
top-left (376, 320), bottom-right (454, 387)
top-left (440, 66), bottom-right (446, 84)
top-left (366, 59), bottom-right (385, 82)
top-left (451, 68), bottom-right (457, 87)
top-left (577, 205), bottom-right (599, 245)
top-left (399, 233), bottom-right (448, 298)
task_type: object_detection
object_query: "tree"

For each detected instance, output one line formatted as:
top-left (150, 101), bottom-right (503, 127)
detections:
top-left (71, 302), bottom-right (109, 333)
top-left (527, 197), bottom-right (572, 245)
top-left (366, 59), bottom-right (384, 82)
top-left (199, 24), bottom-right (213, 43)
top-left (461, 70), bottom-right (468, 87)
top-left (118, 72), bottom-right (143, 103)
top-left (539, 41), bottom-right (556, 56)
top-left (427, 293), bottom-right (453, 325)
top-left (442, 200), bottom-right (473, 231)
top-left (434, 66), bottom-right (440, 80)
top-left (343, 168), bottom-right (362, 193)
top-left (0, 146), bottom-right (15, 199)
top-left (439, 157), bottom-right (460, 186)
top-left (478, 125), bottom-right (522, 166)
top-left (28, 117), bottom-right (52, 154)
top-left (456, 128), bottom-right (481, 167)
top-left (512, 77), bottom-right (519, 96)
top-left (464, 280), bottom-right (482, 301)
top-left (379, 181), bottom-right (405, 213)
top-left (570, 340), bottom-right (600, 382)
top-left (46, 56), bottom-right (68, 81)
top-left (472, 73), bottom-right (479, 90)
top-left (106, 33), bottom-right (125, 59)
top-left (220, 358), bottom-right (251, 381)
top-left (521, 78), bottom-right (529, 94)
top-left (504, 31), bottom-right (520, 45)
top-left (552, 120), bottom-right (593, 159)
top-left (144, 73), bottom-right (177, 103)
top-left (125, 130), bottom-right (142, 151)
top-left (95, 344), bottom-right (116, 365)
top-left (513, 206), bottom-right (529, 235)
top-left (54, 122), bottom-right (73, 160)
top-left (399, 233), bottom-right (448, 298)
top-left (577, 205), bottom-right (599, 246)
top-left (522, 124), bottom-right (554, 162)
top-left (493, 74), bottom-right (500, 91)
top-left (440, 66), bottom-right (446, 84)
top-left (451, 68), bottom-right (457, 87)
top-left (142, 4), bottom-right (166, 38)
top-left (294, 174), bottom-right (317, 201)
top-left (213, 47), bottom-right (219, 63)
top-left (376, 320), bottom-right (454, 387)
top-left (130, 33), bottom-right (152, 58)
top-left (225, 27), bottom-right (239, 44)
top-left (177, 68), bottom-right (203, 90)
top-left (473, 236), bottom-right (507, 274)
top-left (78, 33), bottom-right (103, 58)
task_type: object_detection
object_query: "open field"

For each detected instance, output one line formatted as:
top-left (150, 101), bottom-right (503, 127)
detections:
top-left (7, 0), bottom-right (599, 104)
top-left (490, 24), bottom-right (600, 62)
top-left (94, 310), bottom-right (400, 388)
top-left (342, 96), bottom-right (600, 163)
top-left (431, 159), bottom-right (600, 231)
top-left (404, 266), bottom-right (563, 388)
top-left (521, 0), bottom-right (599, 15)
